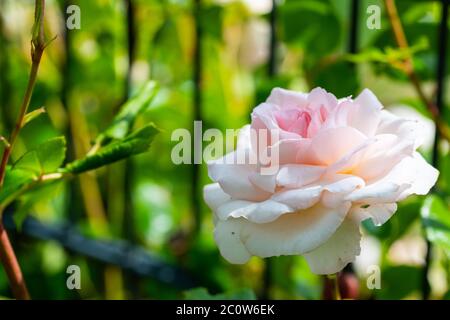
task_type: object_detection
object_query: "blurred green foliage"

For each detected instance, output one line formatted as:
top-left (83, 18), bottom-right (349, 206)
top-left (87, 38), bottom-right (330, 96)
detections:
top-left (0, 0), bottom-right (449, 300)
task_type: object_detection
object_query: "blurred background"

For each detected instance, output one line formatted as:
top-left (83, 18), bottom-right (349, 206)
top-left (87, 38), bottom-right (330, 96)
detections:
top-left (0, 0), bottom-right (450, 300)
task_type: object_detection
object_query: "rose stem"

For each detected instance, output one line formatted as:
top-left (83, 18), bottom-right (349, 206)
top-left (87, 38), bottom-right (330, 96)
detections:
top-left (384, 0), bottom-right (450, 142)
top-left (327, 274), bottom-right (341, 300)
top-left (0, 0), bottom-right (47, 300)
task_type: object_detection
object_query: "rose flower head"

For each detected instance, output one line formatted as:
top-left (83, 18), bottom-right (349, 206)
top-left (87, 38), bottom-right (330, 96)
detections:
top-left (204, 87), bottom-right (438, 275)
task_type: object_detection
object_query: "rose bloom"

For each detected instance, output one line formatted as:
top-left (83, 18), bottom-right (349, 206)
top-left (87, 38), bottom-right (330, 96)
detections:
top-left (203, 87), bottom-right (438, 275)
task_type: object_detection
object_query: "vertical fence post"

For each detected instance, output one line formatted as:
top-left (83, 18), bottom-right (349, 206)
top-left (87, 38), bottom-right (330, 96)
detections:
top-left (423, 0), bottom-right (449, 300)
top-left (349, 0), bottom-right (360, 55)
top-left (433, 0), bottom-right (448, 164)
top-left (192, 0), bottom-right (203, 235)
top-left (122, 0), bottom-right (139, 298)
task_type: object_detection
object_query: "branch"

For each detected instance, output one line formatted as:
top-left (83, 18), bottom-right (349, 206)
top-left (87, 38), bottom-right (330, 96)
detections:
top-left (0, 221), bottom-right (30, 299)
top-left (384, 0), bottom-right (450, 142)
top-left (0, 0), bottom-right (47, 300)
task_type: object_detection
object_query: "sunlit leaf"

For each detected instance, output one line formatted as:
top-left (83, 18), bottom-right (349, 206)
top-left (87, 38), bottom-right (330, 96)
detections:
top-left (22, 107), bottom-right (46, 127)
top-left (0, 167), bottom-right (36, 206)
top-left (64, 124), bottom-right (159, 174)
top-left (97, 81), bottom-right (159, 144)
top-left (14, 137), bottom-right (66, 175)
top-left (421, 195), bottom-right (450, 256)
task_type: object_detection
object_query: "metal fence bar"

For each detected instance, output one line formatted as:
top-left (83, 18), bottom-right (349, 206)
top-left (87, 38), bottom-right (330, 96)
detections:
top-left (2, 212), bottom-right (197, 289)
top-left (424, 0), bottom-right (450, 300)
top-left (192, 0), bottom-right (203, 235)
top-left (348, 0), bottom-right (360, 55)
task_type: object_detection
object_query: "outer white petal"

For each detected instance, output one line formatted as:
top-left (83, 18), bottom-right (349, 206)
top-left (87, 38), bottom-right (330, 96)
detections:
top-left (249, 172), bottom-right (277, 193)
top-left (203, 183), bottom-right (231, 211)
top-left (351, 203), bottom-right (397, 226)
top-left (303, 213), bottom-right (361, 274)
top-left (208, 149), bottom-right (270, 201)
top-left (345, 181), bottom-right (410, 204)
top-left (352, 134), bottom-right (415, 181)
top-left (350, 152), bottom-right (438, 205)
top-left (217, 175), bottom-right (361, 224)
top-left (377, 110), bottom-right (424, 149)
top-left (384, 152), bottom-right (439, 201)
top-left (217, 199), bottom-right (293, 223)
top-left (213, 202), bottom-right (351, 264)
top-left (214, 219), bottom-right (251, 264)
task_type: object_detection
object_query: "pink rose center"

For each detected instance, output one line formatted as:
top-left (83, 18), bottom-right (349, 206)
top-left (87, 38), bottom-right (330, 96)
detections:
top-left (274, 106), bottom-right (329, 138)
top-left (275, 109), bottom-right (311, 137)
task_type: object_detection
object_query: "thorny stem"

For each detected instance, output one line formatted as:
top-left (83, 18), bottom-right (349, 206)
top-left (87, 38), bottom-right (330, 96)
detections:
top-left (0, 0), bottom-right (47, 300)
top-left (385, 0), bottom-right (450, 299)
top-left (0, 222), bottom-right (30, 300)
top-left (384, 0), bottom-right (450, 142)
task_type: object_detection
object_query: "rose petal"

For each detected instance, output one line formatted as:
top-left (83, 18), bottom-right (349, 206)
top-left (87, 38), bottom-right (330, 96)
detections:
top-left (249, 172), bottom-right (277, 193)
top-left (214, 202), bottom-right (351, 263)
top-left (214, 219), bottom-right (251, 264)
top-left (351, 203), bottom-right (397, 226)
top-left (303, 213), bottom-right (361, 274)
top-left (217, 199), bottom-right (293, 223)
top-left (276, 164), bottom-right (326, 188)
top-left (269, 139), bottom-right (311, 165)
top-left (310, 127), bottom-right (367, 165)
top-left (382, 152), bottom-right (439, 201)
top-left (345, 181), bottom-right (410, 204)
top-left (352, 134), bottom-right (415, 181)
top-left (203, 183), bottom-right (231, 211)
top-left (208, 149), bottom-right (270, 201)
top-left (271, 185), bottom-right (323, 211)
top-left (321, 175), bottom-right (366, 208)
top-left (346, 90), bottom-right (382, 137)
top-left (377, 110), bottom-right (424, 148)
top-left (266, 87), bottom-right (308, 110)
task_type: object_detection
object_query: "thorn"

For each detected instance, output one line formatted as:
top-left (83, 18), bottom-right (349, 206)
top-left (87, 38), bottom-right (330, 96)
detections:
top-left (44, 34), bottom-right (57, 49)
top-left (0, 136), bottom-right (11, 149)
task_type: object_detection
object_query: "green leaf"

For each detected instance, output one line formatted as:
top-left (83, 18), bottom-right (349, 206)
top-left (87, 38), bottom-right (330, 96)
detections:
top-left (421, 195), bottom-right (450, 256)
top-left (64, 124), bottom-right (159, 174)
top-left (13, 180), bottom-right (63, 230)
top-left (183, 288), bottom-right (256, 300)
top-left (97, 81), bottom-right (158, 144)
top-left (0, 167), bottom-right (36, 206)
top-left (14, 137), bottom-right (67, 175)
top-left (23, 107), bottom-right (46, 127)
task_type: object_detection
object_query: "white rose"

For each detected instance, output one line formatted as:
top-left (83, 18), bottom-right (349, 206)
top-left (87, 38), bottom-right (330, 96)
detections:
top-left (204, 87), bottom-right (438, 274)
